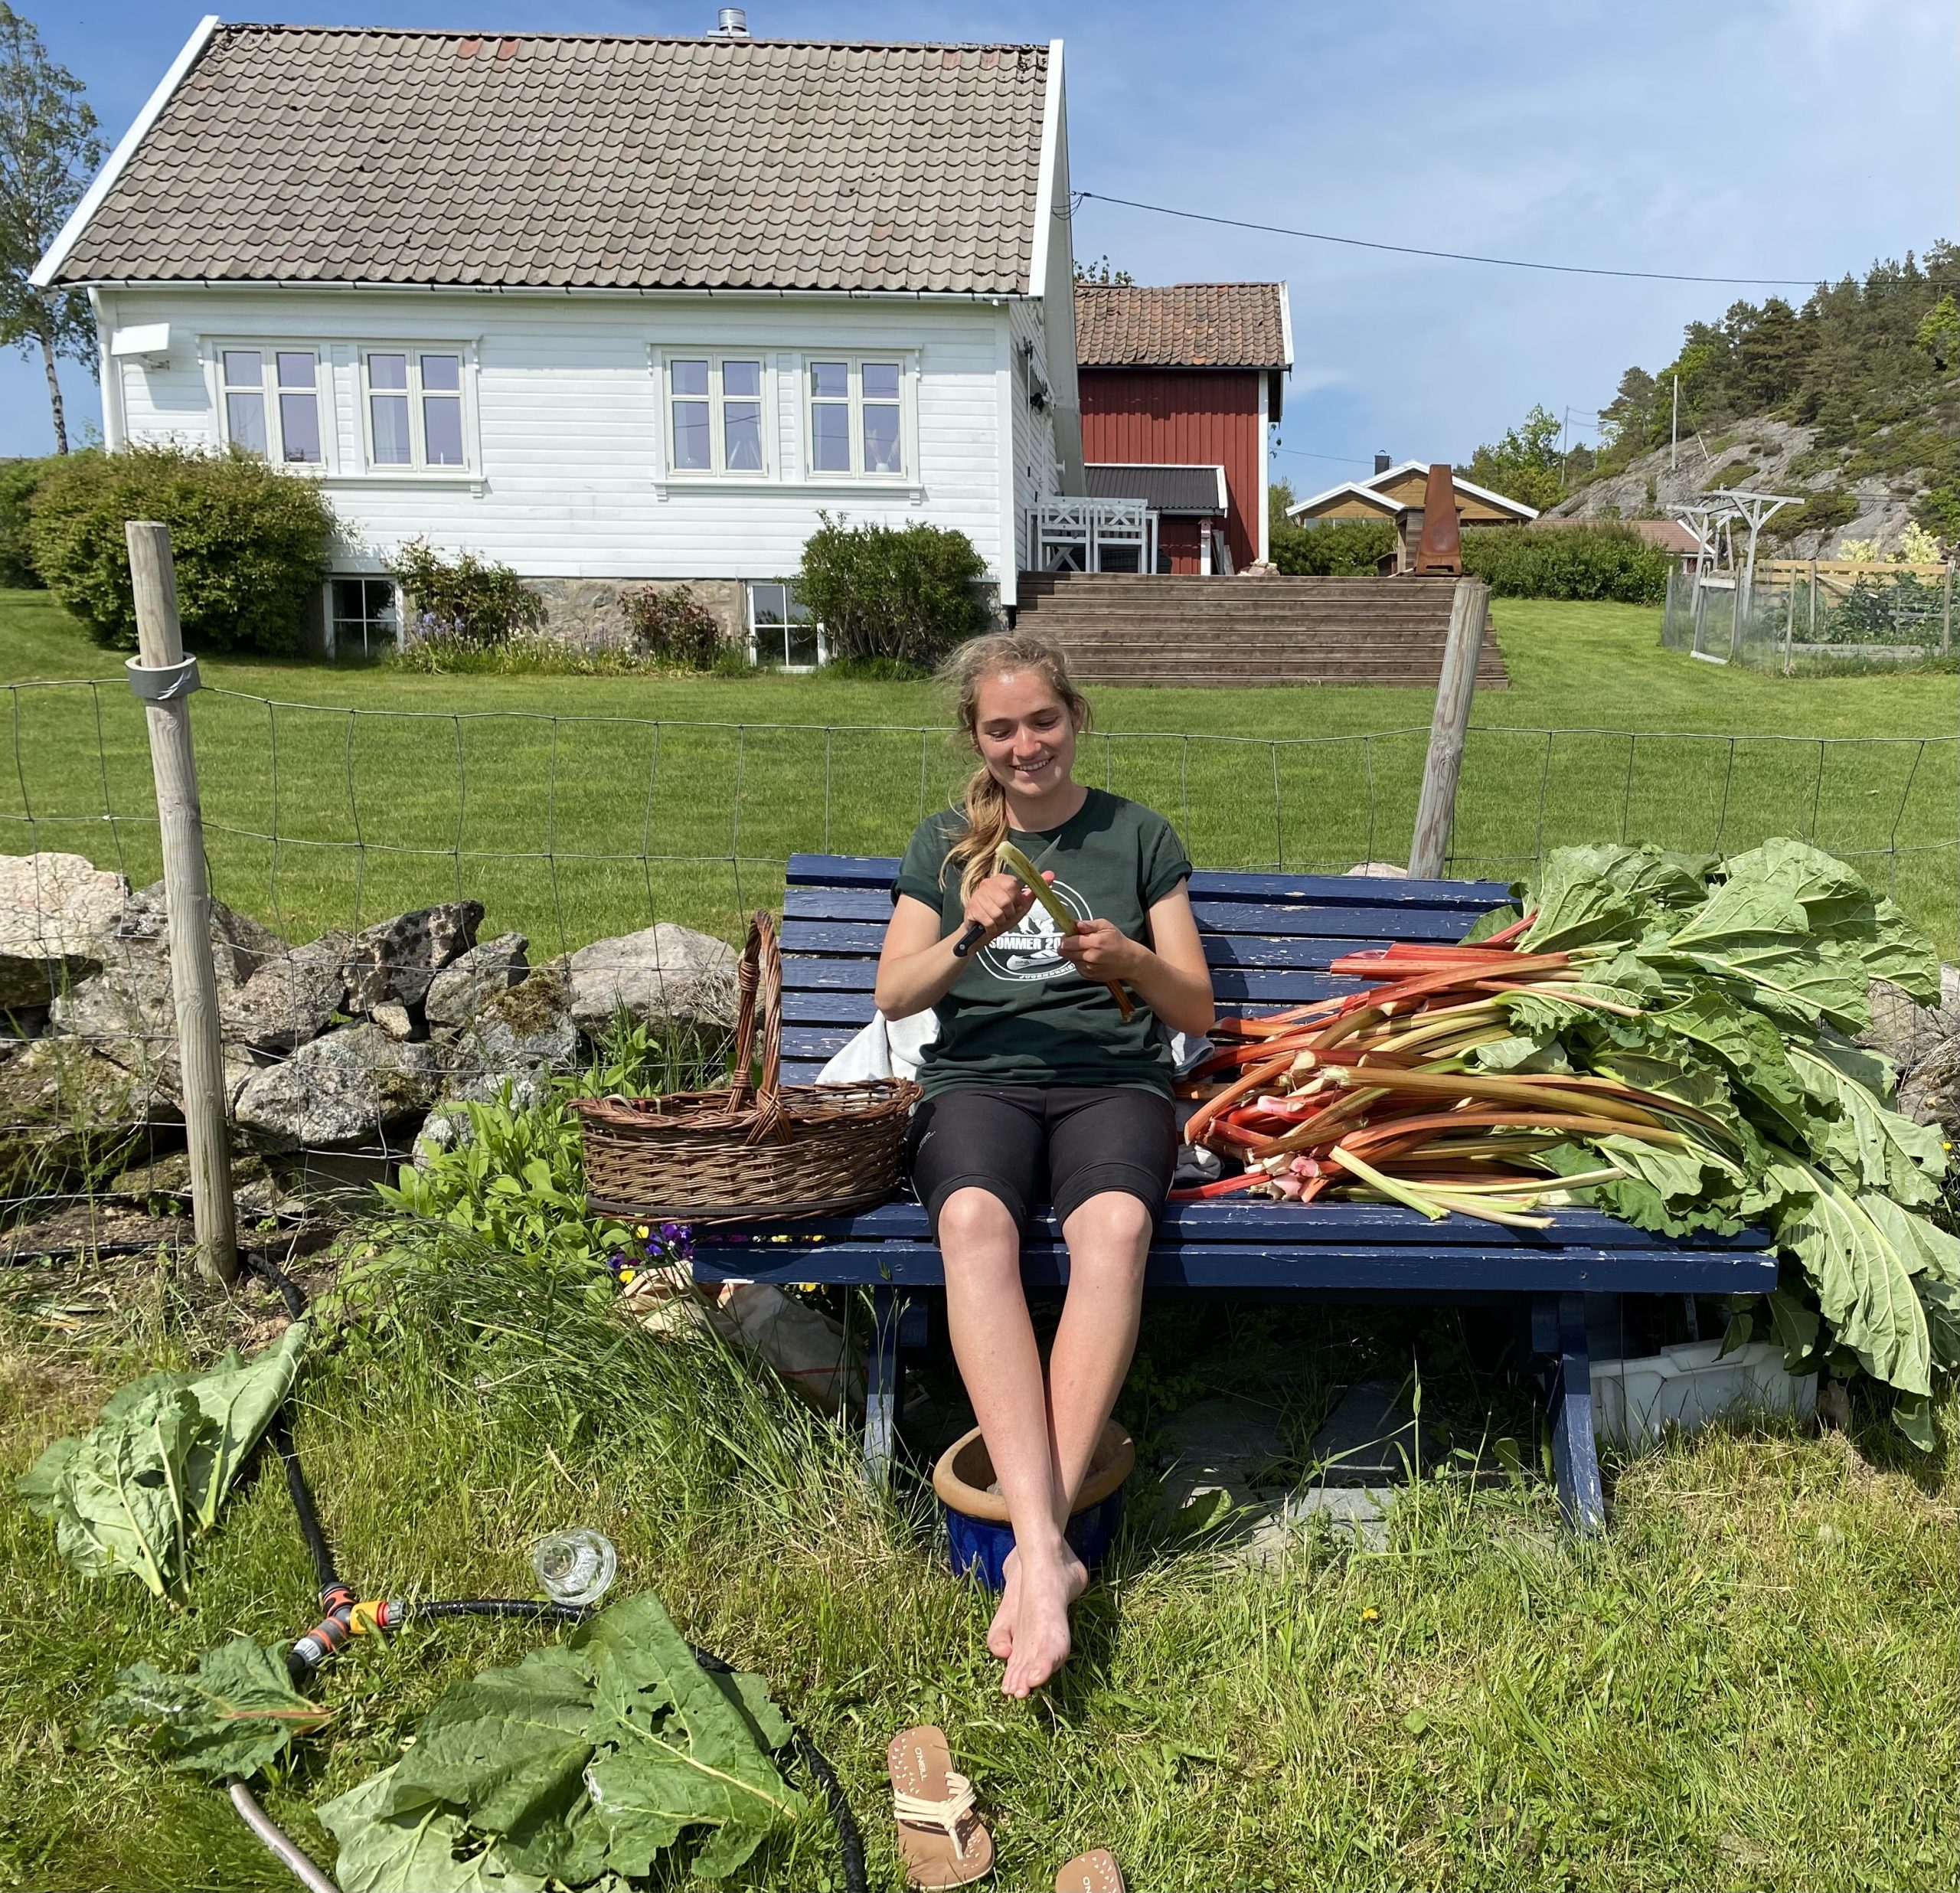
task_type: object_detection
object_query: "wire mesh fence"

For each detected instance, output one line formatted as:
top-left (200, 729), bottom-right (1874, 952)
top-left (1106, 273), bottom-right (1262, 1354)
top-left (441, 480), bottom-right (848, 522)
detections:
top-left (5, 676), bottom-right (1956, 1269)
top-left (1662, 562), bottom-right (1955, 673)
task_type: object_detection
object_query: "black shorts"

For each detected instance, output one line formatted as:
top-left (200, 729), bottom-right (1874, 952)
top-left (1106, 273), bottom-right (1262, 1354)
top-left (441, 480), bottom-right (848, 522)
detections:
top-left (906, 1084), bottom-right (1178, 1239)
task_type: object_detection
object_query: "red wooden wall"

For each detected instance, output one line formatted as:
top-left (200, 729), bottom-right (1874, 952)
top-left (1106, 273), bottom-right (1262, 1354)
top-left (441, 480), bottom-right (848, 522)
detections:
top-left (1077, 368), bottom-right (1264, 572)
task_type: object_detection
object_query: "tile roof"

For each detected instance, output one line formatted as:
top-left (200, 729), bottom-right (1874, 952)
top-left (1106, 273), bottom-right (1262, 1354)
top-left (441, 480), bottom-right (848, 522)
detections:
top-left (54, 27), bottom-right (1051, 293)
top-left (1073, 283), bottom-right (1289, 368)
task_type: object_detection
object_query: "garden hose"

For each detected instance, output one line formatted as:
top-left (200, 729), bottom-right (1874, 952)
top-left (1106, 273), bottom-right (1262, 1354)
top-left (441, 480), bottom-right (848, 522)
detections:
top-left (237, 1253), bottom-right (867, 1893)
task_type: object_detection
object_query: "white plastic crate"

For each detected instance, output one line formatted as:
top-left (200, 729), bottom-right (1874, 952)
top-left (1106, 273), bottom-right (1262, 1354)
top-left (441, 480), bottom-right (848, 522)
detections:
top-left (1591, 1339), bottom-right (1817, 1452)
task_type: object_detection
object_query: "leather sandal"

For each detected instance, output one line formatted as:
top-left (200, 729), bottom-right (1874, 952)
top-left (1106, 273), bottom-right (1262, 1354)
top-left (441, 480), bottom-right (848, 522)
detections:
top-left (887, 1724), bottom-right (994, 1888)
top-left (1056, 1849), bottom-right (1126, 1892)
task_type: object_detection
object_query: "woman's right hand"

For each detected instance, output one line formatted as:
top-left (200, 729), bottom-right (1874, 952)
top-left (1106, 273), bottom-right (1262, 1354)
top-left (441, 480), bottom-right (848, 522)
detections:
top-left (962, 870), bottom-right (1049, 947)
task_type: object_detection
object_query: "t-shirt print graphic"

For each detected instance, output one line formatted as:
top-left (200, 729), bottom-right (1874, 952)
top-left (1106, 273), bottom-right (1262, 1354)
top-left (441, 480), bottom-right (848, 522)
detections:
top-left (977, 877), bottom-right (1092, 982)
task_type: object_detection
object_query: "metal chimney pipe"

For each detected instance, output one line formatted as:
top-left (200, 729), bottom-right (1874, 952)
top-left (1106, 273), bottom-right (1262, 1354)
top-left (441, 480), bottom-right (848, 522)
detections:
top-left (715, 7), bottom-right (750, 34)
top-left (1374, 451), bottom-right (1390, 475)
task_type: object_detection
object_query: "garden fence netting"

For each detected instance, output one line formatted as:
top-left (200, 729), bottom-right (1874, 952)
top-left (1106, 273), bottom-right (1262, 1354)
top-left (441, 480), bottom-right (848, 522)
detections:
top-left (4, 677), bottom-right (1955, 1263)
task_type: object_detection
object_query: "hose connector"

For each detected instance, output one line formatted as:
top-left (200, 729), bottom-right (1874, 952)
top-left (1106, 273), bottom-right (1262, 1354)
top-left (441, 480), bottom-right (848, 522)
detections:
top-left (289, 1581), bottom-right (356, 1675)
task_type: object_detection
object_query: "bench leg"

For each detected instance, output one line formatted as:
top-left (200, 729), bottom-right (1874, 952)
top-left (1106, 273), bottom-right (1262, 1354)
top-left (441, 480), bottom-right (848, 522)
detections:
top-left (1533, 1290), bottom-right (1605, 1534)
top-left (864, 1283), bottom-right (899, 1487)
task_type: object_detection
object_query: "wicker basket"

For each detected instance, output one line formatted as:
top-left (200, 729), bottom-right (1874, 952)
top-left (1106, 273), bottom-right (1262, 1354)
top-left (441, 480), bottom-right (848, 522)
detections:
top-left (574, 909), bottom-right (919, 1223)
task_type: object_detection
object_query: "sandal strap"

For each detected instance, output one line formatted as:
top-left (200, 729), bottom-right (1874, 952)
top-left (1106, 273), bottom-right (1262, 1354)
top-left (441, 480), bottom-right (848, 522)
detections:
top-left (893, 1770), bottom-right (978, 1858)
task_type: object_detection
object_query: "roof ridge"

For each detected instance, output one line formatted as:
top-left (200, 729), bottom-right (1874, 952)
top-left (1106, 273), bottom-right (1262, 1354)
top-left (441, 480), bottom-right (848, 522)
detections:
top-left (219, 23), bottom-right (1050, 51)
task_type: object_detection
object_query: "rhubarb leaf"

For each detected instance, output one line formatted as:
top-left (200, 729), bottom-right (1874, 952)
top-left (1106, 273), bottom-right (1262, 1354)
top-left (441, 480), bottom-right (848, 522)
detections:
top-left (318, 1768), bottom-right (547, 1893)
top-left (97, 1637), bottom-right (329, 1780)
top-left (178, 1322), bottom-right (310, 1533)
top-left (1459, 903), bottom-right (1520, 946)
top-left (1520, 846), bottom-right (1653, 950)
top-left (1788, 1045), bottom-right (1944, 1205)
top-left (1772, 1165), bottom-right (1932, 1397)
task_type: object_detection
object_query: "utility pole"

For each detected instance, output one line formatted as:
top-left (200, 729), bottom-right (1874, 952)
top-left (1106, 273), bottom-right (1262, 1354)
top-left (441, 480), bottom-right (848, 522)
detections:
top-left (1670, 374), bottom-right (1680, 472)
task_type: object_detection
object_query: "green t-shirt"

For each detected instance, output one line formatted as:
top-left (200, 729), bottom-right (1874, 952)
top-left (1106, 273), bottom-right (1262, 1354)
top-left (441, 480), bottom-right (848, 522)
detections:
top-left (893, 788), bottom-right (1194, 1097)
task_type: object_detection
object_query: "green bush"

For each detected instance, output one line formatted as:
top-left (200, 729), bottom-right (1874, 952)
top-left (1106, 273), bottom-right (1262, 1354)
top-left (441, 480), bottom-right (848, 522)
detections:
top-left (0, 453), bottom-right (76, 588)
top-left (1462, 524), bottom-right (1673, 603)
top-left (27, 443), bottom-right (334, 652)
top-left (387, 539), bottom-right (545, 648)
top-left (795, 514), bottom-right (993, 665)
top-left (1272, 518), bottom-right (1395, 575)
top-left (618, 584), bottom-right (722, 667)
top-left (390, 632), bottom-right (658, 676)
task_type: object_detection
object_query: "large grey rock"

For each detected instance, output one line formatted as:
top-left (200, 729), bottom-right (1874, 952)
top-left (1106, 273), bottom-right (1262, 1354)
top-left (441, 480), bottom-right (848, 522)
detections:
top-left (1859, 966), bottom-right (1959, 1132)
top-left (342, 902), bottom-right (484, 1013)
top-left (567, 924), bottom-right (737, 1035)
top-left (50, 883), bottom-right (279, 1102)
top-left (0, 853), bottom-right (129, 1009)
top-left (0, 1035), bottom-right (177, 1196)
top-left (234, 1024), bottom-right (446, 1152)
top-left (223, 931), bottom-right (352, 1053)
top-left (1344, 861), bottom-right (1409, 880)
top-left (424, 933), bottom-right (529, 1027)
top-left (109, 1148), bottom-right (303, 1222)
top-left (436, 960), bottom-right (577, 1102)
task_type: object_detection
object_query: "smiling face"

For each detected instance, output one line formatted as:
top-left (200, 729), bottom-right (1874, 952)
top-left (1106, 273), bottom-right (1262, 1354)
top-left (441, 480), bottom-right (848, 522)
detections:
top-left (972, 665), bottom-right (1081, 808)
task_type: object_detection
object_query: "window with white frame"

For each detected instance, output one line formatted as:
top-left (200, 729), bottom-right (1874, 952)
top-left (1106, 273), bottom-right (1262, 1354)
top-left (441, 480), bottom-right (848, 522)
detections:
top-left (748, 580), bottom-right (821, 669)
top-left (364, 350), bottom-right (467, 469)
top-left (667, 355), bottom-right (767, 475)
top-left (330, 577), bottom-right (400, 658)
top-left (807, 358), bottom-right (905, 476)
top-left (220, 348), bottom-right (323, 463)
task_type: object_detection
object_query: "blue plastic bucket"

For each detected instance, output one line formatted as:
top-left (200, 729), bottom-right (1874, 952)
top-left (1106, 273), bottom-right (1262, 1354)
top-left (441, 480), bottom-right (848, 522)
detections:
top-left (933, 1422), bottom-right (1135, 1593)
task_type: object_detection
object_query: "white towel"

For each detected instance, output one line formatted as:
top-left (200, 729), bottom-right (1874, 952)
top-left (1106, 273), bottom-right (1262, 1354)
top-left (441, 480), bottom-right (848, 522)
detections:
top-left (818, 1009), bottom-right (1214, 1085)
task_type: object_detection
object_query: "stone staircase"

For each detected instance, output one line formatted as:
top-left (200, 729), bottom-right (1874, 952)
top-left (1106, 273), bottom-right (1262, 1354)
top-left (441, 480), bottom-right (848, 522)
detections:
top-left (1011, 573), bottom-right (1508, 688)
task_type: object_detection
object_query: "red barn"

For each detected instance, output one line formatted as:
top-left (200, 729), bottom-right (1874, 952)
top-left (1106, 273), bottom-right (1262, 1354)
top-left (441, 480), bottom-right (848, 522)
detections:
top-left (1073, 282), bottom-right (1292, 574)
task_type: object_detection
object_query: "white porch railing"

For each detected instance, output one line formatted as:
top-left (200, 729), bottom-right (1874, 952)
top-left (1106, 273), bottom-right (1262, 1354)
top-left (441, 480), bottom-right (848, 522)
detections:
top-left (1036, 497), bottom-right (1155, 574)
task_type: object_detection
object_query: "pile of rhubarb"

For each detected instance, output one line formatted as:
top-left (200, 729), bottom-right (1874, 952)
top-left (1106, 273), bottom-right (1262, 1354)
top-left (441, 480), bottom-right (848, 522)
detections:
top-left (1174, 840), bottom-right (1957, 1441)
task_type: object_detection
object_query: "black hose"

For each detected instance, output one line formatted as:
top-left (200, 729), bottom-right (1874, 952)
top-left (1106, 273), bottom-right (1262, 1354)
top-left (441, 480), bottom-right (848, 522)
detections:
top-left (241, 1259), bottom-right (865, 1893)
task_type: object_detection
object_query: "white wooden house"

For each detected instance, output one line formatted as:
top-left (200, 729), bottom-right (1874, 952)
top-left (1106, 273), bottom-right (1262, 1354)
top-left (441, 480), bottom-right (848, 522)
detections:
top-left (34, 16), bottom-right (1084, 659)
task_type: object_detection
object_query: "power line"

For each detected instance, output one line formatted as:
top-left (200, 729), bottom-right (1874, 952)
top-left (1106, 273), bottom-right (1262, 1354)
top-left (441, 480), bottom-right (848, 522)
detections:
top-left (1272, 446), bottom-right (1377, 466)
top-left (1071, 191), bottom-right (1823, 288)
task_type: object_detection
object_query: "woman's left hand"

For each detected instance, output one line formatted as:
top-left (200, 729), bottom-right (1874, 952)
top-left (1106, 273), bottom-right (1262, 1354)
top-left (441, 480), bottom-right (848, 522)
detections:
top-left (1057, 917), bottom-right (1145, 981)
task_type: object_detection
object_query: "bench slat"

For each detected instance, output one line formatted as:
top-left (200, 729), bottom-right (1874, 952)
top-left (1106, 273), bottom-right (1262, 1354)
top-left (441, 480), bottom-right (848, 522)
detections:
top-left (788, 852), bottom-right (1509, 908)
top-left (693, 1241), bottom-right (1775, 1294)
top-left (781, 919), bottom-right (1429, 971)
top-left (786, 884), bottom-right (1478, 941)
top-left (779, 956), bottom-right (1363, 1006)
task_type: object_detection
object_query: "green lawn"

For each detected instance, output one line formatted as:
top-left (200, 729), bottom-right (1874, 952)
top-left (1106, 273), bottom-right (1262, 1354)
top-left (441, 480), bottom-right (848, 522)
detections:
top-left (3, 1247), bottom-right (1953, 1893)
top-left (3, 588), bottom-right (1955, 953)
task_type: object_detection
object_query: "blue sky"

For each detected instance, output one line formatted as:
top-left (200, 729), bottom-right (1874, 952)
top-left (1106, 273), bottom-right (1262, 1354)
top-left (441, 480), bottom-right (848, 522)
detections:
top-left (8, 0), bottom-right (1954, 482)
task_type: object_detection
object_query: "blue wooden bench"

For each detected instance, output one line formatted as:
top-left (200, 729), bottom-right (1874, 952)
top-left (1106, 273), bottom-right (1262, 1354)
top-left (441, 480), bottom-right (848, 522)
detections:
top-left (691, 852), bottom-right (1777, 1531)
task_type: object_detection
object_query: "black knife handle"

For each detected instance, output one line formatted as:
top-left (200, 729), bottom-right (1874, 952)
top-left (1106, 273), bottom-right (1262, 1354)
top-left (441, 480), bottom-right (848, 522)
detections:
top-left (950, 919), bottom-right (985, 959)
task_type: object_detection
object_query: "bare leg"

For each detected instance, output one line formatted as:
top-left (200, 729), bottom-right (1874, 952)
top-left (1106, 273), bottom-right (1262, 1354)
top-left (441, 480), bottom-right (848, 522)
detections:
top-left (936, 1188), bottom-right (1080, 1683)
top-left (1048, 1192), bottom-right (1152, 1520)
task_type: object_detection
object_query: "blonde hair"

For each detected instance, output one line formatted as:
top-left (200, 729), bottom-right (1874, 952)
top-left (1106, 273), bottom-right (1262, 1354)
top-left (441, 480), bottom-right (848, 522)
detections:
top-left (939, 629), bottom-right (1093, 903)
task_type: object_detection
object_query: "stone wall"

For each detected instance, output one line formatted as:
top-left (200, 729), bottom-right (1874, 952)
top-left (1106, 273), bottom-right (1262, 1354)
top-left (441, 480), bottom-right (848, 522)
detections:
top-left (525, 577), bottom-right (747, 651)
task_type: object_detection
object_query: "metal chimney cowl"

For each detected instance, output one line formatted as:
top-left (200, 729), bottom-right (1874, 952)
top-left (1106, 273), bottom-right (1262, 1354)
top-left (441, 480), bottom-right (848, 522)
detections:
top-left (715, 7), bottom-right (750, 34)
top-left (1374, 451), bottom-right (1390, 475)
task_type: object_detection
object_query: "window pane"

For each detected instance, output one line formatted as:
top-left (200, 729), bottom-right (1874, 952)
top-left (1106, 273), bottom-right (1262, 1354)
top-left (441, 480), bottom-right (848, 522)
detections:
top-left (226, 391), bottom-right (267, 456)
top-left (371, 394), bottom-right (411, 463)
top-left (420, 352), bottom-right (460, 392)
top-left (673, 400), bottom-right (711, 469)
top-left (863, 402), bottom-right (901, 473)
top-left (861, 362), bottom-right (900, 401)
top-left (724, 400), bottom-right (763, 472)
top-left (671, 358), bottom-right (709, 397)
top-left (279, 392), bottom-right (322, 463)
top-left (368, 352), bottom-right (407, 391)
top-left (750, 582), bottom-right (786, 627)
top-left (810, 361), bottom-right (848, 399)
top-left (786, 617), bottom-right (820, 668)
top-left (721, 358), bottom-right (760, 398)
top-left (276, 351), bottom-right (315, 390)
top-left (423, 394), bottom-right (464, 466)
top-left (811, 401), bottom-right (850, 472)
top-left (221, 349), bottom-right (262, 387)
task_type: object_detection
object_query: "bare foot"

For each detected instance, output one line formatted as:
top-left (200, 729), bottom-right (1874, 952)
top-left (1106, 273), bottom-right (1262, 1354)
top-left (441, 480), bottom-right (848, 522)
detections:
top-left (1000, 1542), bottom-right (1086, 1698)
top-left (987, 1549), bottom-right (1023, 1661)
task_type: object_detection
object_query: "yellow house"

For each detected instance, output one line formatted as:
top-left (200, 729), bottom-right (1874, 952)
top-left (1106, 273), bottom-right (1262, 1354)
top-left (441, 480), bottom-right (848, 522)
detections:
top-left (1287, 459), bottom-right (1538, 527)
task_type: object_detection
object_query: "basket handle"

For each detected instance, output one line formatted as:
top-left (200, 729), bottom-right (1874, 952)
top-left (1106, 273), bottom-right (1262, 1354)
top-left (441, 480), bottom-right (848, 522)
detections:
top-left (728, 909), bottom-right (785, 1143)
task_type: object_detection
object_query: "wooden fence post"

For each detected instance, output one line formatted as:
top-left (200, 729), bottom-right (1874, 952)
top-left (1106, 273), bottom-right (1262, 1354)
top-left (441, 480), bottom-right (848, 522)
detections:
top-left (125, 521), bottom-right (237, 1285)
top-left (1408, 577), bottom-right (1488, 881)
top-left (1943, 561), bottom-right (1952, 656)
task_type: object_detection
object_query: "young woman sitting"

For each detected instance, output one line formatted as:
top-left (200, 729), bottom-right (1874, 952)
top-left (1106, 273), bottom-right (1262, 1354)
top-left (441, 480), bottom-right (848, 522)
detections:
top-left (874, 631), bottom-right (1214, 1697)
